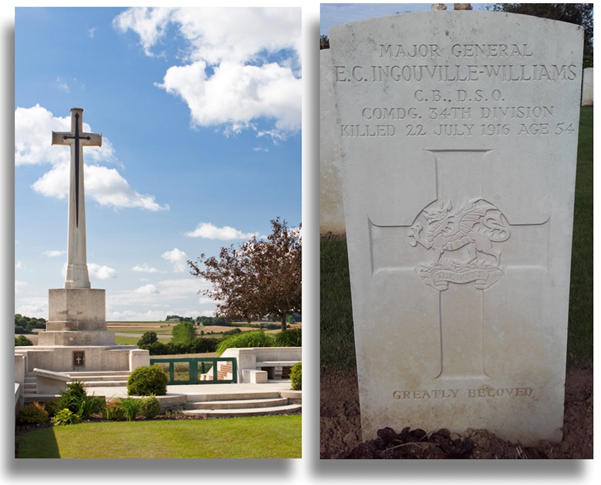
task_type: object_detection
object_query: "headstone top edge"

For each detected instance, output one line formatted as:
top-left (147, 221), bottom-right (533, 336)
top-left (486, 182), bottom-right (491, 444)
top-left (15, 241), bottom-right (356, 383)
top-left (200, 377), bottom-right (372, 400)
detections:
top-left (329, 10), bottom-right (584, 36)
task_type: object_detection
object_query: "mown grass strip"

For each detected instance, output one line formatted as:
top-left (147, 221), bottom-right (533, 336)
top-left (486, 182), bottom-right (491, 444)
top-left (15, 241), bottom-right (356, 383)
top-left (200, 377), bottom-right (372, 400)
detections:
top-left (566, 106), bottom-right (593, 366)
top-left (18, 415), bottom-right (301, 459)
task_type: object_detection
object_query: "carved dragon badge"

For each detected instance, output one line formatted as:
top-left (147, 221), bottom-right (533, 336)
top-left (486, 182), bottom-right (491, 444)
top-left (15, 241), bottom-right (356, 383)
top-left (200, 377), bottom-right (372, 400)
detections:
top-left (408, 198), bottom-right (510, 290)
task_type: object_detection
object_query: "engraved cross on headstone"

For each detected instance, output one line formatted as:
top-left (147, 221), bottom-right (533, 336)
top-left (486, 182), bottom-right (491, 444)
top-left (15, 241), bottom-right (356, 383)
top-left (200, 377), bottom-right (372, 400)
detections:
top-left (52, 108), bottom-right (102, 289)
top-left (370, 149), bottom-right (549, 380)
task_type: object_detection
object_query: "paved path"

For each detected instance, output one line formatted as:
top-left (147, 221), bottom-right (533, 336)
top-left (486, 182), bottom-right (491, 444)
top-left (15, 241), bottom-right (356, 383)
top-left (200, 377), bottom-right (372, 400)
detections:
top-left (87, 380), bottom-right (293, 400)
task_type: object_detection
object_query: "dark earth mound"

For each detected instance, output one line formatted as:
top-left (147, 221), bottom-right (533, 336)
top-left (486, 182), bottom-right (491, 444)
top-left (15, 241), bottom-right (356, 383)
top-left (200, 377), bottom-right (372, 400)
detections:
top-left (320, 365), bottom-right (592, 459)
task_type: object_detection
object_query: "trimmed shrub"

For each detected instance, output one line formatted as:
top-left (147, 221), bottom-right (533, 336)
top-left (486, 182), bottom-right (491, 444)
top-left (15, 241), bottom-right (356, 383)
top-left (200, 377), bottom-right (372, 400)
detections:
top-left (273, 328), bottom-right (302, 347)
top-left (290, 362), bottom-right (302, 391)
top-left (127, 365), bottom-right (169, 396)
top-left (52, 408), bottom-right (80, 426)
top-left (216, 331), bottom-right (275, 356)
top-left (17, 402), bottom-right (48, 425)
top-left (139, 396), bottom-right (161, 419)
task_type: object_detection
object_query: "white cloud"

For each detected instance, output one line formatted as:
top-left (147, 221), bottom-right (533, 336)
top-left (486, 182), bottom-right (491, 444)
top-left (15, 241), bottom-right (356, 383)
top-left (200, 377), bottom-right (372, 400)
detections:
top-left (113, 7), bottom-right (174, 56)
top-left (134, 284), bottom-right (160, 294)
top-left (85, 165), bottom-right (168, 211)
top-left (16, 261), bottom-right (22, 269)
top-left (15, 298), bottom-right (48, 319)
top-left (107, 309), bottom-right (171, 322)
top-left (113, 7), bottom-right (301, 139)
top-left (88, 263), bottom-right (117, 280)
top-left (132, 263), bottom-right (159, 273)
top-left (185, 222), bottom-right (257, 240)
top-left (15, 105), bottom-right (114, 167)
top-left (108, 277), bottom-right (210, 307)
top-left (60, 262), bottom-right (117, 280)
top-left (15, 281), bottom-right (28, 293)
top-left (161, 248), bottom-right (188, 272)
top-left (42, 250), bottom-right (66, 258)
top-left (201, 310), bottom-right (216, 317)
top-left (56, 78), bottom-right (70, 93)
top-left (16, 105), bottom-right (168, 211)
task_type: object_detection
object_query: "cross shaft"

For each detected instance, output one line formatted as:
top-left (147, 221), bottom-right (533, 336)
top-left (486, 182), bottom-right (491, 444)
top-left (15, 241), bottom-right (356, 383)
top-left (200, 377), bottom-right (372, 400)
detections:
top-left (52, 108), bottom-right (102, 289)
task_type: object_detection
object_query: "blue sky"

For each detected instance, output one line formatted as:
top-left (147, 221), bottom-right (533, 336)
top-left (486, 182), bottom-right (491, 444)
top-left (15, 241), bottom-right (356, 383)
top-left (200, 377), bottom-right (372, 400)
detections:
top-left (14, 7), bottom-right (301, 321)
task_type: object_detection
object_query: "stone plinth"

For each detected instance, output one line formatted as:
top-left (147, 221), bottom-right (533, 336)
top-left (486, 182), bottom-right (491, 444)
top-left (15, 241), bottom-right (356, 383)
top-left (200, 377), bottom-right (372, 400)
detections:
top-left (17, 346), bottom-right (141, 373)
top-left (38, 288), bottom-right (115, 346)
top-left (37, 330), bottom-right (115, 346)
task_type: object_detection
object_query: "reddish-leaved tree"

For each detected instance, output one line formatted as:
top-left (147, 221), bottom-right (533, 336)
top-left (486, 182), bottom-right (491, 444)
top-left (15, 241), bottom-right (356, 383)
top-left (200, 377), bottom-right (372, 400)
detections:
top-left (188, 218), bottom-right (301, 330)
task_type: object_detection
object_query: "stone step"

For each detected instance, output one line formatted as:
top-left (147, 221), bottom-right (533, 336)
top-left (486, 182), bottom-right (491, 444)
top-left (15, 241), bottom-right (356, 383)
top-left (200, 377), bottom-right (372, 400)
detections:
top-left (184, 397), bottom-right (289, 410)
top-left (67, 375), bottom-right (130, 382)
top-left (180, 403), bottom-right (301, 418)
top-left (77, 379), bottom-right (129, 387)
top-left (64, 371), bottom-right (132, 377)
top-left (23, 393), bottom-right (60, 403)
top-left (185, 391), bottom-right (282, 403)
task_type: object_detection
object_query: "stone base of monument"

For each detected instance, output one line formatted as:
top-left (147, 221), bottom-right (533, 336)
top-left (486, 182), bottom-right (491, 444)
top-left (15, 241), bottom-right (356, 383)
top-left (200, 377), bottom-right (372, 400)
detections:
top-left (37, 330), bottom-right (116, 346)
top-left (37, 288), bottom-right (116, 346)
top-left (15, 287), bottom-right (150, 397)
top-left (15, 346), bottom-right (150, 398)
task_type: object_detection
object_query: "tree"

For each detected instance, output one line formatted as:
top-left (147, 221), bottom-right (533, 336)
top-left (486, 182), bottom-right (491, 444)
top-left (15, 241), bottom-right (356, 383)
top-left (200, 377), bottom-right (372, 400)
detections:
top-left (171, 321), bottom-right (196, 346)
top-left (490, 4), bottom-right (593, 65)
top-left (189, 218), bottom-right (302, 331)
top-left (137, 331), bottom-right (158, 347)
top-left (320, 34), bottom-right (329, 50)
top-left (15, 335), bottom-right (33, 346)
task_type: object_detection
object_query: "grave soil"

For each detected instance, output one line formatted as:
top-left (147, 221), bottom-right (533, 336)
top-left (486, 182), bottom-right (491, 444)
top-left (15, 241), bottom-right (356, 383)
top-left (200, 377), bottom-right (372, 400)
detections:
top-left (320, 364), bottom-right (592, 459)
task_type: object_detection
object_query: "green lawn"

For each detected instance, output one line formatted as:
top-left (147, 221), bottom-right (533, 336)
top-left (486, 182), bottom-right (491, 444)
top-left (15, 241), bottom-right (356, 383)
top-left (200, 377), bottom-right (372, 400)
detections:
top-left (18, 415), bottom-right (301, 459)
top-left (566, 106), bottom-right (593, 366)
top-left (320, 107), bottom-right (593, 372)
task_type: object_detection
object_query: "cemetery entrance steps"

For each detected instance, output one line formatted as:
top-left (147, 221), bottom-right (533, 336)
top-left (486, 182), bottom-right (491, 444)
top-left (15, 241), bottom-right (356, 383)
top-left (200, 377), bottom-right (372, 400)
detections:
top-left (23, 370), bottom-right (132, 402)
top-left (179, 390), bottom-right (301, 417)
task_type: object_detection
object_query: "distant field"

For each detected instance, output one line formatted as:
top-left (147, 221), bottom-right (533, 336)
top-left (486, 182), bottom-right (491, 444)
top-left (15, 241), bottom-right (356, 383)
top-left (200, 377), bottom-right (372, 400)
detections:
top-left (109, 321), bottom-right (302, 344)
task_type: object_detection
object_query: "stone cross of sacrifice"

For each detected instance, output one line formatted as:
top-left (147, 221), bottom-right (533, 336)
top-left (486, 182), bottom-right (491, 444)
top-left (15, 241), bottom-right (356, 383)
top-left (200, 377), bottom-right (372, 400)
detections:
top-left (52, 108), bottom-right (102, 289)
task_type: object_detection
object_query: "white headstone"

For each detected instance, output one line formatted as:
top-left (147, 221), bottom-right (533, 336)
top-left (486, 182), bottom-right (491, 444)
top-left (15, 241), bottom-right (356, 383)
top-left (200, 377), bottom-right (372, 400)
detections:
top-left (581, 67), bottom-right (593, 106)
top-left (320, 49), bottom-right (345, 235)
top-left (330, 11), bottom-right (583, 444)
